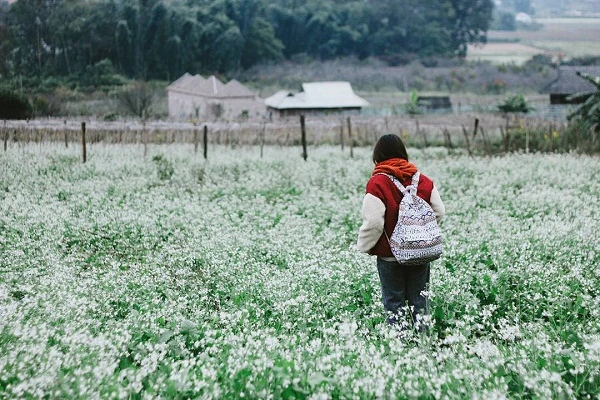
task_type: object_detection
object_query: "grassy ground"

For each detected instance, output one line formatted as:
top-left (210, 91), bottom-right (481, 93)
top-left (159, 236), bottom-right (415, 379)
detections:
top-left (1, 145), bottom-right (598, 398)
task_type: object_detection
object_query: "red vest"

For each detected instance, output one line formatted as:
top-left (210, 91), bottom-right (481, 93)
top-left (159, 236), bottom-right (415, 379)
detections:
top-left (365, 173), bottom-right (434, 257)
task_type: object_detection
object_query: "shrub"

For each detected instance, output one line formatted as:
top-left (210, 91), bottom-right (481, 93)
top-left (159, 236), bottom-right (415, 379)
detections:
top-left (103, 113), bottom-right (118, 122)
top-left (32, 94), bottom-right (62, 117)
top-left (152, 155), bottom-right (175, 181)
top-left (487, 79), bottom-right (508, 94)
top-left (119, 81), bottom-right (155, 119)
top-left (81, 59), bottom-right (126, 88)
top-left (497, 94), bottom-right (533, 113)
top-left (402, 90), bottom-right (423, 115)
top-left (0, 89), bottom-right (33, 120)
top-left (38, 77), bottom-right (63, 93)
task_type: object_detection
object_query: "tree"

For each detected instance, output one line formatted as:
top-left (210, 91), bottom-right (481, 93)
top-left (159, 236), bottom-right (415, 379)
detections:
top-left (568, 72), bottom-right (600, 134)
top-left (443, 0), bottom-right (495, 57)
top-left (514, 0), bottom-right (533, 14)
top-left (0, 0), bottom-right (500, 79)
top-left (266, 2), bottom-right (309, 58)
top-left (494, 12), bottom-right (516, 31)
top-left (0, 88), bottom-right (32, 119)
top-left (241, 18), bottom-right (283, 68)
top-left (119, 80), bottom-right (154, 119)
top-left (7, 0), bottom-right (60, 76)
top-left (0, 0), bottom-right (12, 77)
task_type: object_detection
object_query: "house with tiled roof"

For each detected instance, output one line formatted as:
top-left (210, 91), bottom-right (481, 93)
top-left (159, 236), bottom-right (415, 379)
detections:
top-left (541, 66), bottom-right (600, 104)
top-left (166, 73), bottom-right (265, 120)
top-left (265, 81), bottom-right (369, 117)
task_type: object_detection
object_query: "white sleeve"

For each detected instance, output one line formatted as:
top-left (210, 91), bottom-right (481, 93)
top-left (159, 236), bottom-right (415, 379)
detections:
top-left (430, 186), bottom-right (445, 223)
top-left (357, 193), bottom-right (386, 253)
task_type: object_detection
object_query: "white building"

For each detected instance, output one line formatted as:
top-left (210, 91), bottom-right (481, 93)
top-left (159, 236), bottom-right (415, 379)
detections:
top-left (515, 12), bottom-right (533, 25)
top-left (166, 73), bottom-right (265, 120)
top-left (265, 81), bottom-right (369, 117)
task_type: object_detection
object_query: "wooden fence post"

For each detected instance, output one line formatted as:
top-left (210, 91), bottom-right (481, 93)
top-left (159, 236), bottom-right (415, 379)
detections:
top-left (416, 118), bottom-right (429, 147)
top-left (143, 120), bottom-right (148, 158)
top-left (504, 116), bottom-right (511, 152)
top-left (300, 115), bottom-right (307, 161)
top-left (472, 118), bottom-right (480, 139)
top-left (64, 120), bottom-right (68, 148)
top-left (3, 124), bottom-right (7, 152)
top-left (81, 122), bottom-right (87, 163)
top-left (462, 125), bottom-right (472, 157)
top-left (525, 125), bottom-right (530, 154)
top-left (194, 128), bottom-right (199, 153)
top-left (203, 125), bottom-right (208, 160)
top-left (340, 119), bottom-right (345, 151)
top-left (480, 126), bottom-right (492, 155)
top-left (260, 123), bottom-right (265, 159)
top-left (3, 120), bottom-right (7, 152)
top-left (443, 128), bottom-right (453, 151)
top-left (347, 116), bottom-right (353, 158)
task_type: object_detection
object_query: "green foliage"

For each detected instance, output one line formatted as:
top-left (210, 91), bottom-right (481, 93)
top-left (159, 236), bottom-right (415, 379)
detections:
top-left (2, 147), bottom-right (599, 398)
top-left (567, 72), bottom-right (600, 135)
top-left (80, 59), bottom-right (126, 89)
top-left (514, 0), bottom-right (533, 14)
top-left (0, 89), bottom-right (32, 120)
top-left (402, 89), bottom-right (423, 115)
top-left (1, 0), bottom-right (496, 78)
top-left (152, 154), bottom-right (175, 181)
top-left (493, 12), bottom-right (516, 31)
top-left (497, 94), bottom-right (533, 114)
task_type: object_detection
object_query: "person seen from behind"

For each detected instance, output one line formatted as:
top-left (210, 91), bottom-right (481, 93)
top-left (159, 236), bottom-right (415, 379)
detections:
top-left (357, 134), bottom-right (445, 332)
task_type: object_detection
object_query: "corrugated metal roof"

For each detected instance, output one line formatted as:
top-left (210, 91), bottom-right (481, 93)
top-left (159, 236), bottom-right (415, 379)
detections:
top-left (167, 74), bottom-right (256, 98)
top-left (265, 81), bottom-right (369, 110)
top-left (540, 66), bottom-right (600, 94)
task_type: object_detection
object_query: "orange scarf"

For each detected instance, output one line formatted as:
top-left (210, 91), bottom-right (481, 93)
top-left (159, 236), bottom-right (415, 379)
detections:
top-left (372, 158), bottom-right (418, 181)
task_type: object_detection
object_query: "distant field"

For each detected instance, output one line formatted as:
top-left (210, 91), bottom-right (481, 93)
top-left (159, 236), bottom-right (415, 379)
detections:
top-left (467, 43), bottom-right (546, 65)
top-left (468, 17), bottom-right (600, 64)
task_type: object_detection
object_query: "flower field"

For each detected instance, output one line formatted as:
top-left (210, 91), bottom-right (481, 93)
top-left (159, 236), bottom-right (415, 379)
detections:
top-left (1, 144), bottom-right (599, 399)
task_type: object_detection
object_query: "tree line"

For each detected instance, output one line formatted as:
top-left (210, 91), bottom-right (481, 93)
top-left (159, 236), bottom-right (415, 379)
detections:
top-left (0, 0), bottom-right (494, 84)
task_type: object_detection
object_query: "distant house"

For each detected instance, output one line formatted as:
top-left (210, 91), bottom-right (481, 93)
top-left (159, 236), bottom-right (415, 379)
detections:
top-left (265, 81), bottom-right (369, 117)
top-left (541, 66), bottom-right (600, 105)
top-left (166, 73), bottom-right (265, 120)
top-left (515, 12), bottom-right (533, 25)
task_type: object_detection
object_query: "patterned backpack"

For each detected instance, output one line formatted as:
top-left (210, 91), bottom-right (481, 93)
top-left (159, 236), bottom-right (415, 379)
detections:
top-left (380, 172), bottom-right (443, 265)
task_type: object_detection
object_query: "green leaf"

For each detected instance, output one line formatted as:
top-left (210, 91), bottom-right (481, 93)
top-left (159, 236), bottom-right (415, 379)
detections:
top-left (307, 372), bottom-right (329, 387)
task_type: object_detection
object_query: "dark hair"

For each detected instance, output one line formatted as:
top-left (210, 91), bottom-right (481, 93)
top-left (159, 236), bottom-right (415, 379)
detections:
top-left (372, 134), bottom-right (409, 163)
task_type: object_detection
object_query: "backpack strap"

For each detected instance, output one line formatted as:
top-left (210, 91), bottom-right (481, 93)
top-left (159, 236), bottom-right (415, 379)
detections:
top-left (407, 172), bottom-right (420, 195)
top-left (375, 172), bottom-right (419, 196)
top-left (375, 173), bottom-right (409, 195)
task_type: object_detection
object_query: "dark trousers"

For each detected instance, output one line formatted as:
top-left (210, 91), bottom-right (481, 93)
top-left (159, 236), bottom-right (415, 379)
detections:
top-left (376, 257), bottom-right (430, 330)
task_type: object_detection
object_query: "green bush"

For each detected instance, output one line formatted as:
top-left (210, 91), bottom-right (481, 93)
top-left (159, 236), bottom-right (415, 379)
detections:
top-left (152, 155), bottom-right (175, 181)
top-left (497, 94), bottom-right (533, 114)
top-left (80, 59), bottom-right (126, 89)
top-left (0, 89), bottom-right (33, 120)
top-left (402, 89), bottom-right (423, 115)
